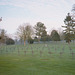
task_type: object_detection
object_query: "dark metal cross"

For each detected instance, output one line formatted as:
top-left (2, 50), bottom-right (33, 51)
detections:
top-left (71, 52), bottom-right (75, 59)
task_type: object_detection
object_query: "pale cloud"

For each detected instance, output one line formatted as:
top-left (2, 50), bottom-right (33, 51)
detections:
top-left (0, 0), bottom-right (74, 8)
top-left (1, 16), bottom-right (63, 34)
top-left (0, 0), bottom-right (75, 35)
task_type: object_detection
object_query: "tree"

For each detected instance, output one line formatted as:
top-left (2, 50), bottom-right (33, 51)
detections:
top-left (62, 13), bottom-right (73, 44)
top-left (45, 35), bottom-right (52, 41)
top-left (40, 29), bottom-right (48, 42)
top-left (41, 30), bottom-right (47, 37)
top-left (16, 23), bottom-right (34, 46)
top-left (25, 24), bottom-right (34, 40)
top-left (63, 13), bottom-right (74, 33)
top-left (34, 22), bottom-right (46, 42)
top-left (0, 29), bottom-right (6, 44)
top-left (62, 4), bottom-right (75, 44)
top-left (62, 13), bottom-right (75, 43)
top-left (34, 37), bottom-right (38, 42)
top-left (51, 30), bottom-right (60, 41)
top-left (64, 33), bottom-right (71, 44)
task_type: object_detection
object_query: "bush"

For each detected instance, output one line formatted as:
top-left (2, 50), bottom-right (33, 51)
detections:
top-left (28, 38), bottom-right (34, 44)
top-left (34, 37), bottom-right (38, 42)
top-left (6, 38), bottom-right (15, 45)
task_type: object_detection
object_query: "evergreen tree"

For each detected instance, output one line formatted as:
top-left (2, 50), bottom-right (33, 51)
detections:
top-left (62, 4), bottom-right (75, 43)
top-left (34, 22), bottom-right (47, 42)
top-left (51, 30), bottom-right (60, 41)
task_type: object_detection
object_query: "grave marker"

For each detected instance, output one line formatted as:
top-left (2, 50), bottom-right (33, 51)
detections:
top-left (48, 51), bottom-right (52, 57)
top-left (59, 52), bottom-right (63, 58)
top-left (32, 50), bottom-right (34, 56)
top-left (40, 51), bottom-right (42, 57)
top-left (71, 52), bottom-right (75, 59)
top-left (18, 49), bottom-right (20, 55)
top-left (24, 51), bottom-right (26, 56)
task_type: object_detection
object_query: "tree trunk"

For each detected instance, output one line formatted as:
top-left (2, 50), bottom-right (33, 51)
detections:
top-left (24, 41), bottom-right (25, 46)
top-left (24, 36), bottom-right (26, 46)
top-left (24, 38), bottom-right (26, 46)
top-left (68, 41), bottom-right (70, 46)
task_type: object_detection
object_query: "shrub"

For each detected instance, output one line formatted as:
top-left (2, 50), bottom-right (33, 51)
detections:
top-left (28, 38), bottom-right (34, 44)
top-left (6, 38), bottom-right (15, 45)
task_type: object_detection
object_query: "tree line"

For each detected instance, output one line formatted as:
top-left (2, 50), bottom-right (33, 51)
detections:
top-left (0, 4), bottom-right (75, 45)
top-left (15, 22), bottom-right (63, 46)
top-left (0, 22), bottom-right (64, 46)
top-left (0, 18), bottom-right (74, 46)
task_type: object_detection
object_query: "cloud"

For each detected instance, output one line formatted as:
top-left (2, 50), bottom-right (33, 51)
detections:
top-left (0, 0), bottom-right (74, 8)
top-left (0, 0), bottom-right (74, 13)
top-left (0, 0), bottom-right (75, 34)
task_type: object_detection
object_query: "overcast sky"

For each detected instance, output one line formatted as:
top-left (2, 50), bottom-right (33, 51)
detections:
top-left (0, 0), bottom-right (75, 37)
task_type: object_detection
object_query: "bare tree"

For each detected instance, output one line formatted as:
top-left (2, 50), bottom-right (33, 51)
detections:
top-left (16, 23), bottom-right (34, 46)
top-left (0, 29), bottom-right (6, 44)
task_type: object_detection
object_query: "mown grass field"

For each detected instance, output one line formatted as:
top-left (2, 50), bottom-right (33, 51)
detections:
top-left (0, 42), bottom-right (75, 75)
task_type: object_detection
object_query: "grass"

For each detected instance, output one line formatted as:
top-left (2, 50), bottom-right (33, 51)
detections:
top-left (0, 42), bottom-right (75, 75)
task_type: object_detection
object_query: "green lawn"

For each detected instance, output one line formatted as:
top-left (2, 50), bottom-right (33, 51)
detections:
top-left (0, 42), bottom-right (75, 75)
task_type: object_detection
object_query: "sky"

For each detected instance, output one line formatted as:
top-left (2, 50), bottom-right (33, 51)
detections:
top-left (0, 0), bottom-right (75, 38)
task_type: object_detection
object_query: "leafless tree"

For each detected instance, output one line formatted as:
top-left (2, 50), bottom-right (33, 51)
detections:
top-left (0, 29), bottom-right (6, 44)
top-left (16, 23), bottom-right (34, 46)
